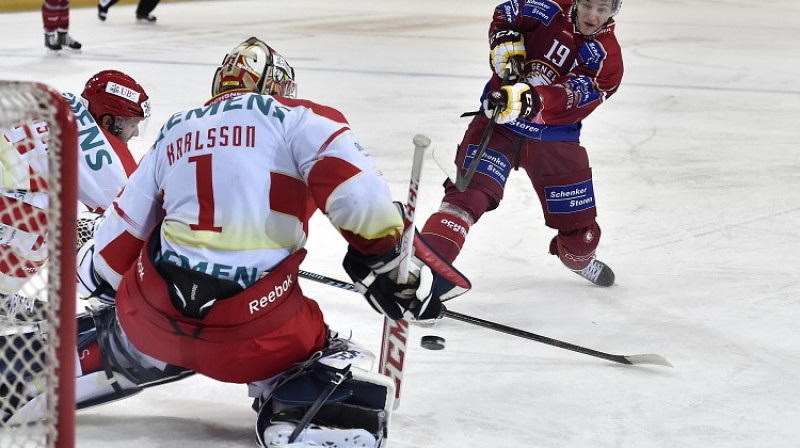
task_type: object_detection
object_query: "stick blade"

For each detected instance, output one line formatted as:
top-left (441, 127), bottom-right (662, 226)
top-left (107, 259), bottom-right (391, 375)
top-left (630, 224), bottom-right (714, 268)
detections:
top-left (624, 354), bottom-right (673, 367)
top-left (432, 144), bottom-right (458, 184)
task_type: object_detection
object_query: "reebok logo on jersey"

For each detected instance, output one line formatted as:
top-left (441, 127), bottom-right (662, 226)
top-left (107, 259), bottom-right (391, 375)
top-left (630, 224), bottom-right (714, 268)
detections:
top-left (248, 273), bottom-right (294, 314)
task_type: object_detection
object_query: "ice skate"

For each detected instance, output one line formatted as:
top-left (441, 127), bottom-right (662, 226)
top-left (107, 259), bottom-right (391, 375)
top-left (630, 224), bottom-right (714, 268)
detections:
top-left (58, 31), bottom-right (82, 51)
top-left (97, 4), bottom-right (108, 21)
top-left (43, 32), bottom-right (61, 51)
top-left (572, 258), bottom-right (615, 287)
top-left (136, 14), bottom-right (157, 23)
top-left (0, 294), bottom-right (46, 323)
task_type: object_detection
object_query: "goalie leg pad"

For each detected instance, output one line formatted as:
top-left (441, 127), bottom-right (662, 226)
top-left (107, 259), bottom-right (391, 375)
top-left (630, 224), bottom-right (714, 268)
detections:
top-left (74, 305), bottom-right (193, 412)
top-left (263, 420), bottom-right (377, 448)
top-left (6, 306), bottom-right (193, 423)
top-left (255, 338), bottom-right (394, 448)
top-left (90, 304), bottom-right (194, 389)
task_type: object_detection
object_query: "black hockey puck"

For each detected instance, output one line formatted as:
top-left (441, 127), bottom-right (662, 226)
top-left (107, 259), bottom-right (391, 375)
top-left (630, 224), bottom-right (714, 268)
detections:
top-left (420, 335), bottom-right (446, 350)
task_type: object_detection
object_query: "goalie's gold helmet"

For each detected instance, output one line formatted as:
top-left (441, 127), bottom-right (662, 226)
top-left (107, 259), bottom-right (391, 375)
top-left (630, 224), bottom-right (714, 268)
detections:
top-left (211, 37), bottom-right (297, 98)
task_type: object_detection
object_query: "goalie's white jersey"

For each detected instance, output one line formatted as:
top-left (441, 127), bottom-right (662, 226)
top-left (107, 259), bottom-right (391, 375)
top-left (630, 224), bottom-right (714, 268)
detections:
top-left (94, 91), bottom-right (403, 289)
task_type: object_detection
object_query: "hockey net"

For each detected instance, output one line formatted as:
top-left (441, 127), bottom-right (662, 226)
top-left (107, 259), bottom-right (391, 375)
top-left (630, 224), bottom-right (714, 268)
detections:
top-left (0, 82), bottom-right (78, 448)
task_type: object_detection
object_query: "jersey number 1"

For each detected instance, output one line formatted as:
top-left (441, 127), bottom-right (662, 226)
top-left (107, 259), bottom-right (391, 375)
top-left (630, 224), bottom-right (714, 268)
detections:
top-left (189, 154), bottom-right (222, 232)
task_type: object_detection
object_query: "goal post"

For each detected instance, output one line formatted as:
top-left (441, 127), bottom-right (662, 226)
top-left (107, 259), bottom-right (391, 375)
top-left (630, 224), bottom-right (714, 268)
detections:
top-left (0, 81), bottom-right (78, 448)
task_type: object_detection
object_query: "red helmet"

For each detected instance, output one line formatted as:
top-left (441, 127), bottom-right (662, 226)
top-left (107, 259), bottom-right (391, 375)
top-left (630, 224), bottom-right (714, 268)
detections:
top-left (211, 37), bottom-right (297, 98)
top-left (82, 70), bottom-right (151, 122)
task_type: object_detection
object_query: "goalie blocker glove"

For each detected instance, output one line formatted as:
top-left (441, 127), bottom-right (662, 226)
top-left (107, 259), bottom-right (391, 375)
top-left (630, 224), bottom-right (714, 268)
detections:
top-left (343, 230), bottom-right (471, 321)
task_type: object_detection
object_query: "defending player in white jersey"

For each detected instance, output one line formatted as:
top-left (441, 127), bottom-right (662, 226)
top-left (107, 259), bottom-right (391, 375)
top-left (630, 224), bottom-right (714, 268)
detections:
top-left (3, 37), bottom-right (469, 447)
top-left (0, 70), bottom-right (149, 318)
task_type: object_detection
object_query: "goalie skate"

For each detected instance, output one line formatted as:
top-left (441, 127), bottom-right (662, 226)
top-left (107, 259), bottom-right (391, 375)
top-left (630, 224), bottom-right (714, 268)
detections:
top-left (263, 422), bottom-right (377, 448)
top-left (0, 294), bottom-right (46, 325)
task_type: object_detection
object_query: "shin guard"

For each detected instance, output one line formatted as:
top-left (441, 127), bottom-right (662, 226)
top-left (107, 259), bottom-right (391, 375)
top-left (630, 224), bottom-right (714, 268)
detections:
top-left (420, 202), bottom-right (475, 263)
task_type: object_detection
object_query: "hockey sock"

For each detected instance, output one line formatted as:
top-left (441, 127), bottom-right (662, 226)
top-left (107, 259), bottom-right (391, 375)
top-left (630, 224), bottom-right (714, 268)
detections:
top-left (41, 5), bottom-right (60, 33)
top-left (549, 224), bottom-right (601, 270)
top-left (420, 211), bottom-right (471, 263)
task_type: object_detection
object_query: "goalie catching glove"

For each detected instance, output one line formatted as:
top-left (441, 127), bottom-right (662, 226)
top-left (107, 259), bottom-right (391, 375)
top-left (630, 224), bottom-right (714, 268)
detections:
top-left (343, 229), bottom-right (471, 321)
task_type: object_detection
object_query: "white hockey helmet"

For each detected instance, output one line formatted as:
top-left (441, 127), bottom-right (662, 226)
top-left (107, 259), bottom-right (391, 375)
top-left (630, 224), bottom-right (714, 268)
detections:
top-left (211, 37), bottom-right (297, 98)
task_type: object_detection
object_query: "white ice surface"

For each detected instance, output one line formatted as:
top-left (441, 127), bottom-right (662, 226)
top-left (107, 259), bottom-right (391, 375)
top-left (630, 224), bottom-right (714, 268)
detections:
top-left (2, 0), bottom-right (800, 446)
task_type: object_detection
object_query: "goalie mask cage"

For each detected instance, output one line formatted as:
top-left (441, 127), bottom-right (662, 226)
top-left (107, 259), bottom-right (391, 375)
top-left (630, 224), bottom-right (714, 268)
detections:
top-left (0, 81), bottom-right (78, 448)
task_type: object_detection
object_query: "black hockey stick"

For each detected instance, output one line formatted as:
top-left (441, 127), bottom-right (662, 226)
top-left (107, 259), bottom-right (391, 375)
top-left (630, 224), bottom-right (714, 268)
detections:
top-left (443, 64), bottom-right (521, 192)
top-left (441, 309), bottom-right (672, 367)
top-left (299, 269), bottom-right (359, 293)
top-left (297, 270), bottom-right (672, 368)
top-left (453, 103), bottom-right (500, 192)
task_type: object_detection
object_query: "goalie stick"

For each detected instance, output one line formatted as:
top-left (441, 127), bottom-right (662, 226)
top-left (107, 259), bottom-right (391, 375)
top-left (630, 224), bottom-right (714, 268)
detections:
top-left (296, 270), bottom-right (673, 368)
top-left (378, 134), bottom-right (430, 410)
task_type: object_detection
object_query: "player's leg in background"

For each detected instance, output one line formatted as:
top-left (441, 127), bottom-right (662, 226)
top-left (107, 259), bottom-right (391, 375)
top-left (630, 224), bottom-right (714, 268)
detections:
top-left (420, 115), bottom-right (518, 263)
top-left (41, 0), bottom-right (81, 51)
top-left (136, 0), bottom-right (160, 22)
top-left (97, 0), bottom-right (120, 21)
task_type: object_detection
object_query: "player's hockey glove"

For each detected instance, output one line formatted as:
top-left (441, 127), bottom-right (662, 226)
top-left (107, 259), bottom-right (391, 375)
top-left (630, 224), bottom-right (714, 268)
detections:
top-left (343, 244), bottom-right (422, 320)
top-left (484, 82), bottom-right (541, 124)
top-left (76, 239), bottom-right (116, 305)
top-left (343, 228), bottom-right (471, 321)
top-left (489, 30), bottom-right (526, 81)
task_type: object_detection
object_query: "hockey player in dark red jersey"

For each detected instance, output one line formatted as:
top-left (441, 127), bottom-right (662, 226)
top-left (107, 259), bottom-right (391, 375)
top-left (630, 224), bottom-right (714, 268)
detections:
top-left (421, 0), bottom-right (623, 287)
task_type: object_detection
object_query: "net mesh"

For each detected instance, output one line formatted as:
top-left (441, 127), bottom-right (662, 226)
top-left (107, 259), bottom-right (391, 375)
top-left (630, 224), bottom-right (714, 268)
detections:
top-left (1, 81), bottom-right (75, 448)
